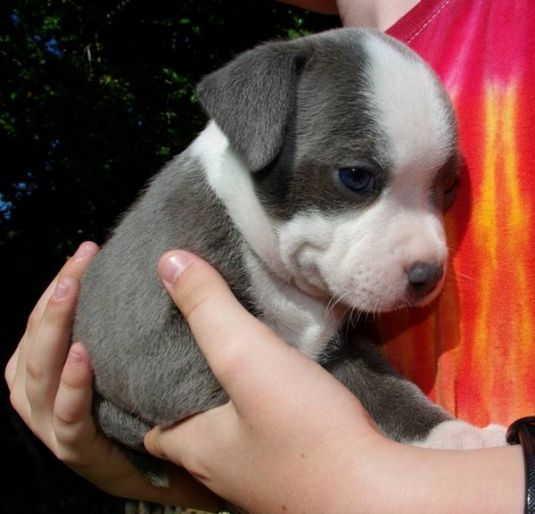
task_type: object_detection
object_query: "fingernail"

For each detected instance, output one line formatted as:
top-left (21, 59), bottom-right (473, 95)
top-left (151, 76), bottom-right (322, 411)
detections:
top-left (160, 252), bottom-right (193, 287)
top-left (53, 277), bottom-right (71, 300)
top-left (67, 345), bottom-right (83, 365)
top-left (73, 241), bottom-right (96, 261)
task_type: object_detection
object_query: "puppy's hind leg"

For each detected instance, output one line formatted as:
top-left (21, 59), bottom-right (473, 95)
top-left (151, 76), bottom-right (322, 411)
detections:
top-left (93, 394), bottom-right (168, 487)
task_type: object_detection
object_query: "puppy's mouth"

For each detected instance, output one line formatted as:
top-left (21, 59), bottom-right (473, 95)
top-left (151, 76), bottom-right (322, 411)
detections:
top-left (293, 265), bottom-right (363, 317)
top-left (377, 275), bottom-right (445, 312)
top-left (291, 252), bottom-right (445, 316)
top-left (290, 264), bottom-right (353, 316)
top-left (292, 270), bottom-right (332, 302)
top-left (332, 271), bottom-right (445, 316)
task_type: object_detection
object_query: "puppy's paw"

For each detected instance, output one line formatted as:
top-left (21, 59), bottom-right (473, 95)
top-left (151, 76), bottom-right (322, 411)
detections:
top-left (414, 420), bottom-right (507, 449)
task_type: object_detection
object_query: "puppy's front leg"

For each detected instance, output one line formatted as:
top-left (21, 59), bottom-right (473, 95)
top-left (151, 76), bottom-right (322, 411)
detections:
top-left (324, 327), bottom-right (506, 448)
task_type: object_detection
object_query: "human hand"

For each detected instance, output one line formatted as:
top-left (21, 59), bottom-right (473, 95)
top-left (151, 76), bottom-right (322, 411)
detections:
top-left (145, 251), bottom-right (525, 514)
top-left (5, 242), bottom-right (218, 511)
top-left (276, 0), bottom-right (339, 15)
top-left (10, 243), bottom-right (521, 513)
top-left (145, 250), bottom-right (386, 513)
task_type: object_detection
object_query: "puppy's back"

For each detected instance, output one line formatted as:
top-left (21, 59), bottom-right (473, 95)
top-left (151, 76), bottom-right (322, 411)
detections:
top-left (74, 151), bottom-right (246, 431)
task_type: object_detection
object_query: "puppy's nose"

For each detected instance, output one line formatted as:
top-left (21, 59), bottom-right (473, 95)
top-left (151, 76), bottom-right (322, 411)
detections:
top-left (406, 262), bottom-right (444, 298)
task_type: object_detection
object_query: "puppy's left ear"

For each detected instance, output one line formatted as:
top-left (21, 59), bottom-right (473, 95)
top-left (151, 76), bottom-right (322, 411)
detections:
top-left (196, 40), bottom-right (311, 172)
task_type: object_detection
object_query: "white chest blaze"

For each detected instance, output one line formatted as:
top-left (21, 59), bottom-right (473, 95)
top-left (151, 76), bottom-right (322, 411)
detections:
top-left (191, 122), bottom-right (340, 359)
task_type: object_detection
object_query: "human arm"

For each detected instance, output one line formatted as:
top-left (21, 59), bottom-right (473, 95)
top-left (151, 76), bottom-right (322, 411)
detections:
top-left (145, 250), bottom-right (525, 514)
top-left (4, 242), bottom-right (219, 511)
top-left (4, 243), bottom-right (526, 513)
top-left (276, 0), bottom-right (420, 31)
top-left (276, 0), bottom-right (339, 15)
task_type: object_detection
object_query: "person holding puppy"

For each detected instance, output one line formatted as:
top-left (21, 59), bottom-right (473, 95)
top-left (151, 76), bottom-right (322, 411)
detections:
top-left (6, 0), bottom-right (535, 512)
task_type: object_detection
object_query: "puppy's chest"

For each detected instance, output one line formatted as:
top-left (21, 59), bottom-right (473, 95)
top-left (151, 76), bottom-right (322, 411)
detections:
top-left (244, 251), bottom-right (340, 361)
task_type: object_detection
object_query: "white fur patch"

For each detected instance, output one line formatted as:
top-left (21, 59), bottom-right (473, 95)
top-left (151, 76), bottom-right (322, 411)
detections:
top-left (277, 200), bottom-right (447, 314)
top-left (416, 420), bottom-right (507, 449)
top-left (271, 34), bottom-right (453, 314)
top-left (190, 121), bottom-right (289, 280)
top-left (363, 33), bottom-right (453, 176)
top-left (191, 122), bottom-right (339, 358)
top-left (245, 251), bottom-right (340, 360)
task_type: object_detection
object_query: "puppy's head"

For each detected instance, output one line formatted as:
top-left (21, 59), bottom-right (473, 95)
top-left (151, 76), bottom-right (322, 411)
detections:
top-left (197, 28), bottom-right (459, 314)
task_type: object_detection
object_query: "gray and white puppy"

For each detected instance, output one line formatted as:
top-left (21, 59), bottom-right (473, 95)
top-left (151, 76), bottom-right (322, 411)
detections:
top-left (74, 28), bottom-right (504, 484)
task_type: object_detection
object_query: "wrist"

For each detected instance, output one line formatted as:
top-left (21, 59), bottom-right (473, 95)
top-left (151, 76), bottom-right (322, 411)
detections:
top-left (344, 440), bottom-right (524, 514)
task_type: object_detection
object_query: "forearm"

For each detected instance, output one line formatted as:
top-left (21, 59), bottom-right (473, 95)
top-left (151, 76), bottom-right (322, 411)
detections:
top-left (276, 0), bottom-right (338, 14)
top-left (344, 440), bottom-right (524, 514)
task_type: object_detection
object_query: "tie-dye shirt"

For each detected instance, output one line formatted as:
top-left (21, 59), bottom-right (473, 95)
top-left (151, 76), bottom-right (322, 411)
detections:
top-left (379, 0), bottom-right (535, 426)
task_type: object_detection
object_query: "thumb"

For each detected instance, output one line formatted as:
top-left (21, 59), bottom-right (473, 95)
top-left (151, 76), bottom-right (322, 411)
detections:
top-left (157, 250), bottom-right (291, 402)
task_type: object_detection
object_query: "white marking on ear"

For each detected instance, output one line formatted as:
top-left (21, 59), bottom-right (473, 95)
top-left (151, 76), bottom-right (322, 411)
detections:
top-left (190, 121), bottom-right (290, 280)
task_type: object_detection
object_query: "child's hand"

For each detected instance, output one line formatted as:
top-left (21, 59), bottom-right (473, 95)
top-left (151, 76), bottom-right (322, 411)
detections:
top-left (5, 242), bottom-right (217, 511)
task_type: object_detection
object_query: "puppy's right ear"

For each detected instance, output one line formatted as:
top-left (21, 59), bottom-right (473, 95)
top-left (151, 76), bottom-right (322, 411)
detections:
top-left (196, 40), bottom-right (311, 172)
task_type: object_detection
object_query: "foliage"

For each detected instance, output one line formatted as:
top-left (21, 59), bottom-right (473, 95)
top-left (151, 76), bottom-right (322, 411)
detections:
top-left (0, 1), bottom-right (337, 512)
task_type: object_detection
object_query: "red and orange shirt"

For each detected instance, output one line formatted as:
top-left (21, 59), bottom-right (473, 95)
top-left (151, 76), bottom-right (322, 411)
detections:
top-left (378, 0), bottom-right (535, 426)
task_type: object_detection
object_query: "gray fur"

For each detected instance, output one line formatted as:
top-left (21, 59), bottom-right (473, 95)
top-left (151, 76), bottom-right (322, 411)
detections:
top-left (325, 326), bottom-right (449, 443)
top-left (76, 154), bottom-right (241, 424)
top-left (74, 28), bottom-right (457, 485)
top-left (196, 37), bottom-right (311, 173)
top-left (201, 29), bottom-right (395, 220)
top-left (254, 30), bottom-right (392, 219)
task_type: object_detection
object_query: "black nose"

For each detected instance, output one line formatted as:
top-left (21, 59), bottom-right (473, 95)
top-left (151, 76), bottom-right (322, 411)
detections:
top-left (407, 262), bottom-right (444, 298)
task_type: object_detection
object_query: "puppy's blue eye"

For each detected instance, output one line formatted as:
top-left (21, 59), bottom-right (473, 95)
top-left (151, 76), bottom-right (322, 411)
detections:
top-left (338, 166), bottom-right (377, 194)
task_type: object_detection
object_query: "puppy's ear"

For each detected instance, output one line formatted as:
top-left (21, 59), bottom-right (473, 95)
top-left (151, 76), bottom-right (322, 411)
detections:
top-left (196, 40), bottom-right (311, 172)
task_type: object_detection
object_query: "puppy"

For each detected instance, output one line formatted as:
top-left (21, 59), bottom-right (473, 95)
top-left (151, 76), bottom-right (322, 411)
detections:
top-left (74, 28), bottom-right (505, 485)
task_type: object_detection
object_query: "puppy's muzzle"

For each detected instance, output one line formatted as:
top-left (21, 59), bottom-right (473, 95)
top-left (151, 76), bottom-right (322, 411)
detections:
top-left (406, 261), bottom-right (444, 299)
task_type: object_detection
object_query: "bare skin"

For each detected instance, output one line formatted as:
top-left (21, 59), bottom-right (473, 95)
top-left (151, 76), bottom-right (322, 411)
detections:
top-left (277, 0), bottom-right (339, 14)
top-left (279, 0), bottom-right (420, 30)
top-left (4, 242), bottom-right (218, 512)
top-left (144, 251), bottom-right (524, 514)
top-left (5, 243), bottom-right (524, 513)
top-left (337, 0), bottom-right (419, 30)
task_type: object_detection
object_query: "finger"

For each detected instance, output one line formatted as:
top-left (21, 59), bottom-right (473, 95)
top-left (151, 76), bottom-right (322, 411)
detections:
top-left (4, 345), bottom-right (33, 425)
top-left (51, 344), bottom-right (203, 500)
top-left (4, 346), bottom-right (20, 389)
top-left (52, 344), bottom-right (220, 511)
top-left (144, 403), bottom-right (235, 481)
top-left (15, 242), bottom-right (98, 382)
top-left (144, 425), bottom-right (184, 467)
top-left (52, 343), bottom-right (97, 449)
top-left (92, 456), bottom-right (220, 512)
top-left (157, 251), bottom-right (294, 400)
top-left (25, 275), bottom-right (81, 418)
top-left (26, 241), bottom-right (99, 338)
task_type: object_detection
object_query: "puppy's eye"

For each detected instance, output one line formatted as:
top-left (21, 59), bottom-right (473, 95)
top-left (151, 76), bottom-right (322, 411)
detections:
top-left (443, 174), bottom-right (458, 195)
top-left (442, 175), bottom-right (459, 210)
top-left (338, 166), bottom-right (378, 194)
